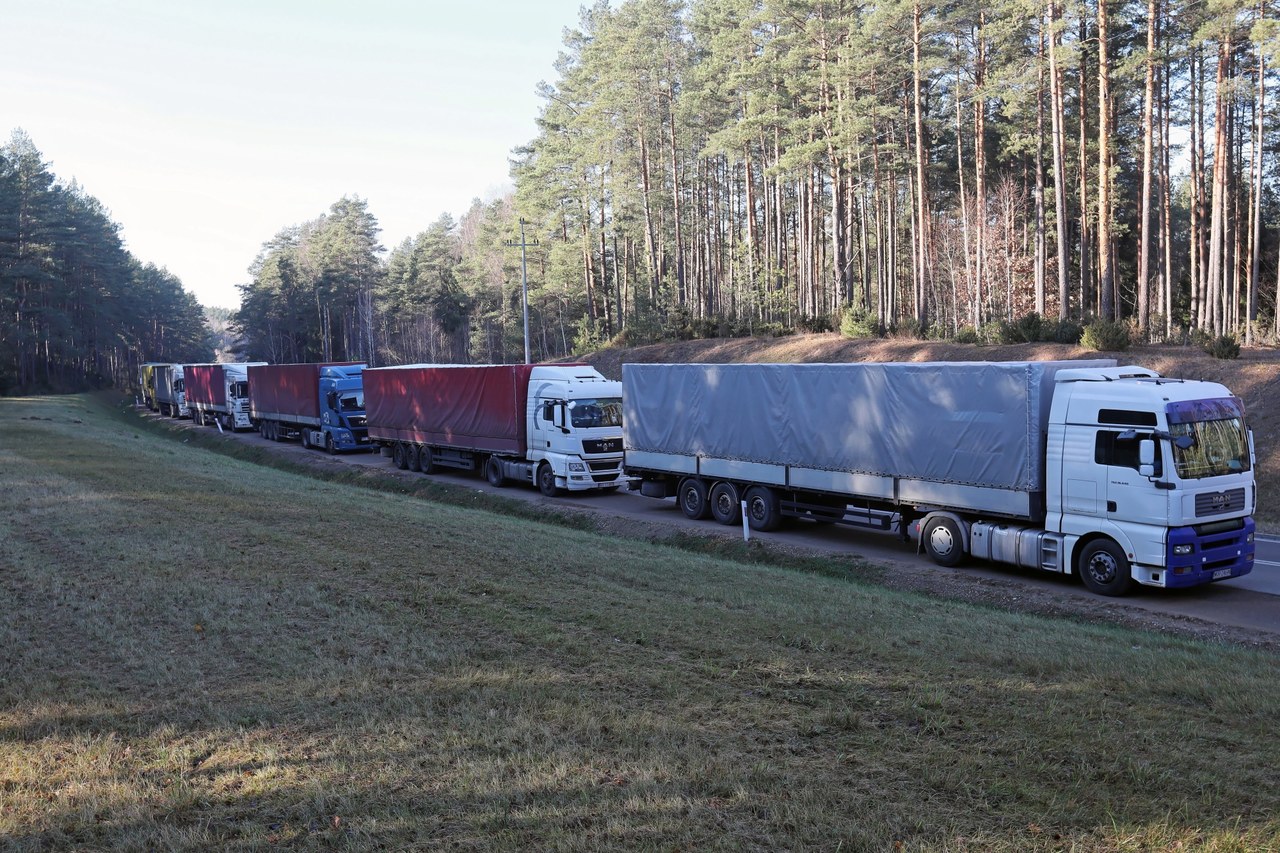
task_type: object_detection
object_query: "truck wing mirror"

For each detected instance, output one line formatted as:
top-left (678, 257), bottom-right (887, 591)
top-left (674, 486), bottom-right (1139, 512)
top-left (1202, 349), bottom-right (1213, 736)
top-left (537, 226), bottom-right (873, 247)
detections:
top-left (1138, 439), bottom-right (1155, 478)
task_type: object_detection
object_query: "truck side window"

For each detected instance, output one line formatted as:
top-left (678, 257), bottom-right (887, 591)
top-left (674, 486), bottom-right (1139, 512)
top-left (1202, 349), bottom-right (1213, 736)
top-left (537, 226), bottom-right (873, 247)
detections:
top-left (1095, 430), bottom-right (1163, 476)
top-left (542, 401), bottom-right (554, 422)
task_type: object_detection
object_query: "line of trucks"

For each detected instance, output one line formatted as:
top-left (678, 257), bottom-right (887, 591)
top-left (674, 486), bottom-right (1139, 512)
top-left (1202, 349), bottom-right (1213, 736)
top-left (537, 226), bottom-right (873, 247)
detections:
top-left (139, 357), bottom-right (1257, 597)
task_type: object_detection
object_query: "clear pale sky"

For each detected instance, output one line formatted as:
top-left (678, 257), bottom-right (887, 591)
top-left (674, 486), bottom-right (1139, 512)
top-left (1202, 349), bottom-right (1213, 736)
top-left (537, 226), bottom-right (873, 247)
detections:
top-left (2, 0), bottom-right (592, 310)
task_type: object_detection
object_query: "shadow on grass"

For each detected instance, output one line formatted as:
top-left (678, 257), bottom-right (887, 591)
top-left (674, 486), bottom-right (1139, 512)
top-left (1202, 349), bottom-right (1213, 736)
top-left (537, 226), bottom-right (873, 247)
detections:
top-left (104, 392), bottom-right (887, 590)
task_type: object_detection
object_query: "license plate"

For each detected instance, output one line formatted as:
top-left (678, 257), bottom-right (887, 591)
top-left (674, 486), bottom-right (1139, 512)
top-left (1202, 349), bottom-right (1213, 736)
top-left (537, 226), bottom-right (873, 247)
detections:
top-left (1213, 568), bottom-right (1233, 579)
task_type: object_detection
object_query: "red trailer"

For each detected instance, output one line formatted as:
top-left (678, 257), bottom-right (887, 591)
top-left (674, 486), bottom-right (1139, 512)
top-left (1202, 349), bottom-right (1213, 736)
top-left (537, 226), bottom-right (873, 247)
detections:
top-left (247, 362), bottom-right (369, 452)
top-left (364, 364), bottom-right (627, 495)
top-left (365, 364), bottom-right (535, 455)
top-left (184, 363), bottom-right (264, 430)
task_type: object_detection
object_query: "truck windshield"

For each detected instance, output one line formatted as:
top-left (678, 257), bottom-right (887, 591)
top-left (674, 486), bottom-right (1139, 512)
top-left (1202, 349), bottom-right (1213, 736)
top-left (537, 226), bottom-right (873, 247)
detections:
top-left (569, 397), bottom-right (623, 429)
top-left (339, 392), bottom-right (365, 412)
top-left (1166, 398), bottom-right (1250, 479)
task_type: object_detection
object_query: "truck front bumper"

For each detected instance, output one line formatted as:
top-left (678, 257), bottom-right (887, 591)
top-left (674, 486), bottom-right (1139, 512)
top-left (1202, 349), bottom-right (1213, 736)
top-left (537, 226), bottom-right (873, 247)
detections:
top-left (563, 457), bottom-right (629, 491)
top-left (1149, 518), bottom-right (1256, 588)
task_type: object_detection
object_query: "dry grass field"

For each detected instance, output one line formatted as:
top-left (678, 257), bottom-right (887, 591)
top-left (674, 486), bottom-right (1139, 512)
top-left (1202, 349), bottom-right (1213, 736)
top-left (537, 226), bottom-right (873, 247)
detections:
top-left (1, 392), bottom-right (1278, 851)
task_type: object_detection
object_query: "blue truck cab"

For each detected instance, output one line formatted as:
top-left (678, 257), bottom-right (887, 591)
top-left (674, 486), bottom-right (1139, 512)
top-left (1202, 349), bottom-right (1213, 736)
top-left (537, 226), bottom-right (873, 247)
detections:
top-left (314, 365), bottom-right (369, 453)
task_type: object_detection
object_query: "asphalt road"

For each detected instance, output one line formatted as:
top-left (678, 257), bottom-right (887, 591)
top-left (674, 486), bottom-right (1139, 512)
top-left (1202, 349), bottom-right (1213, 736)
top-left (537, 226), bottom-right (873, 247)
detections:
top-left (166, 413), bottom-right (1280, 640)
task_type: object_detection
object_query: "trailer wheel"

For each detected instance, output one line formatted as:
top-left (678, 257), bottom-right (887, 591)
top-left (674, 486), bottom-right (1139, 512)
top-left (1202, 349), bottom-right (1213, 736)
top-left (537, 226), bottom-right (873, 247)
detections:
top-left (300, 429), bottom-right (310, 449)
top-left (537, 463), bottom-right (564, 497)
top-left (1077, 539), bottom-right (1133, 596)
top-left (486, 457), bottom-right (505, 487)
top-left (419, 446), bottom-right (436, 474)
top-left (405, 443), bottom-right (421, 472)
top-left (744, 486), bottom-right (782, 532)
top-left (393, 442), bottom-right (409, 469)
top-left (922, 516), bottom-right (965, 567)
top-left (677, 478), bottom-right (710, 520)
top-left (709, 482), bottom-right (742, 525)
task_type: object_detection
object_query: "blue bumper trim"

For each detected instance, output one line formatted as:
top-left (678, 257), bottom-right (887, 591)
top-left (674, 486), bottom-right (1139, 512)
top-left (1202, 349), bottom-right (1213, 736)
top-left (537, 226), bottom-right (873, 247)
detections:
top-left (1164, 518), bottom-right (1255, 588)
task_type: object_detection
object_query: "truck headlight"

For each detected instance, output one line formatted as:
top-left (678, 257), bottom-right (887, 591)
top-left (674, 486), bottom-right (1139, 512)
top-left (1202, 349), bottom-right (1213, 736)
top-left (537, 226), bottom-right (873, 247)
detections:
top-left (568, 462), bottom-right (586, 472)
top-left (1246, 532), bottom-right (1254, 544)
top-left (1173, 544), bottom-right (1193, 555)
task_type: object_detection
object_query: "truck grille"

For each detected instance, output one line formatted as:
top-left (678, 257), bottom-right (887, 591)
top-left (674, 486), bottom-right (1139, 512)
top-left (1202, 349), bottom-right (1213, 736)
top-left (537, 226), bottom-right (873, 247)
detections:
top-left (1195, 488), bottom-right (1245, 517)
top-left (583, 438), bottom-right (622, 454)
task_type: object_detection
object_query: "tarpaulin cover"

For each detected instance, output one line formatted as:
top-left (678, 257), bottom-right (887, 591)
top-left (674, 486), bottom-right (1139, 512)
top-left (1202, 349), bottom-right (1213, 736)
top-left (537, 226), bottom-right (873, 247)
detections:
top-left (623, 361), bottom-right (1112, 490)
top-left (365, 364), bottom-right (537, 454)
top-left (153, 364), bottom-right (181, 404)
top-left (184, 364), bottom-right (225, 407)
top-left (248, 363), bottom-right (359, 419)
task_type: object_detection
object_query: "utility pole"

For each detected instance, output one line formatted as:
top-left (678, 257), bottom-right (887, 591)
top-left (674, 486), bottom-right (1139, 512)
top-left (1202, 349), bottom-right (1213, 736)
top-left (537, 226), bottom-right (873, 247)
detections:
top-left (504, 219), bottom-right (538, 365)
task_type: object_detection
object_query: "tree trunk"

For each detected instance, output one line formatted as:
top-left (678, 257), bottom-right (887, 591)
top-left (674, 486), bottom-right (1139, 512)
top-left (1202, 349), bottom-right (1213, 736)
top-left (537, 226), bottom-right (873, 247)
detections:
top-left (1246, 40), bottom-right (1264, 345)
top-left (1078, 13), bottom-right (1092, 316)
top-left (955, 45), bottom-right (975, 326)
top-left (1047, 0), bottom-right (1070, 319)
top-left (1206, 39), bottom-right (1231, 337)
top-left (974, 14), bottom-right (988, 329)
top-left (1137, 0), bottom-right (1158, 333)
top-left (1096, 0), bottom-right (1115, 321)
top-left (1035, 21), bottom-right (1047, 316)
top-left (913, 0), bottom-right (930, 330)
top-left (637, 126), bottom-right (661, 305)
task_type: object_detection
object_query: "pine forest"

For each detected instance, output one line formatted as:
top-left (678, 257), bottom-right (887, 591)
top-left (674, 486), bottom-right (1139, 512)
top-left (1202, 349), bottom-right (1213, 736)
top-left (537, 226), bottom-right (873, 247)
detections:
top-left (3, 0), bottom-right (1280, 389)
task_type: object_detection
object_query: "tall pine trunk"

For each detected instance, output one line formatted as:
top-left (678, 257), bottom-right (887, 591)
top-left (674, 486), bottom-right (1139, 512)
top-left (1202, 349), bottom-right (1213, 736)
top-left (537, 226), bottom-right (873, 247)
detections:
top-left (1096, 0), bottom-right (1116, 321)
top-left (1047, 0), bottom-right (1070, 319)
top-left (1246, 39), bottom-right (1265, 345)
top-left (1137, 0), bottom-right (1158, 333)
top-left (974, 14), bottom-right (988, 328)
top-left (913, 0), bottom-right (930, 330)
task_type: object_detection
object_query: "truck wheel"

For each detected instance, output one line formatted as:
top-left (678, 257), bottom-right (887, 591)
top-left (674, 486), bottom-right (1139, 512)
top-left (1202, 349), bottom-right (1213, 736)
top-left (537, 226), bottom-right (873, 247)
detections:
top-left (393, 442), bottom-right (409, 470)
top-left (325, 434), bottom-right (336, 455)
top-left (538, 463), bottom-right (564, 497)
top-left (922, 516), bottom-right (965, 567)
top-left (419, 446), bottom-right (436, 475)
top-left (1078, 539), bottom-right (1133, 596)
top-left (677, 478), bottom-right (710, 520)
top-left (406, 443), bottom-right (421, 472)
top-left (300, 429), bottom-right (310, 449)
top-left (744, 486), bottom-right (782, 532)
top-left (709, 482), bottom-right (741, 525)
top-left (486, 457), bottom-right (505, 487)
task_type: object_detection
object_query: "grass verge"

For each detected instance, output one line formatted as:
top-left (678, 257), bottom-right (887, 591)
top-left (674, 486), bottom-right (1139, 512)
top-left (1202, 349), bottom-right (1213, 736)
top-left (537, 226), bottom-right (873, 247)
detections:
top-left (2, 394), bottom-right (1277, 850)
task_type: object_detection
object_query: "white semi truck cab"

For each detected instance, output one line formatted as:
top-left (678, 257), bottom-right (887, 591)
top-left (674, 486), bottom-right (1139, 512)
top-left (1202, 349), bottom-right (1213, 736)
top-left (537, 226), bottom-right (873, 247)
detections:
top-left (520, 366), bottom-right (627, 495)
top-left (915, 365), bottom-right (1255, 595)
